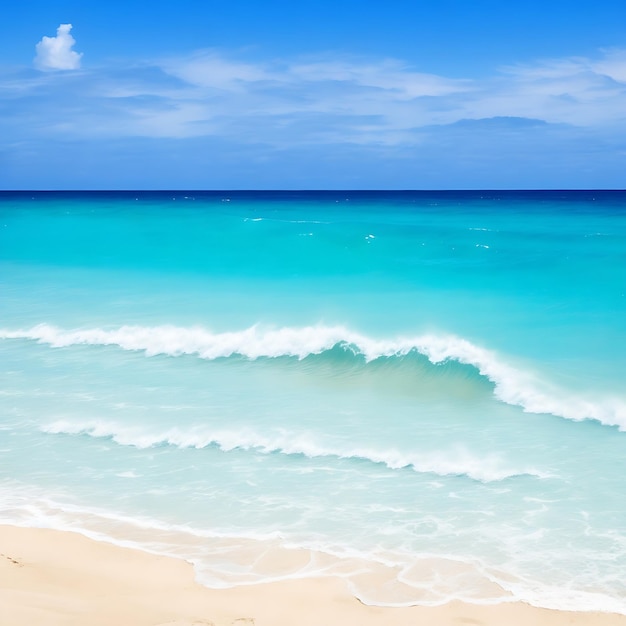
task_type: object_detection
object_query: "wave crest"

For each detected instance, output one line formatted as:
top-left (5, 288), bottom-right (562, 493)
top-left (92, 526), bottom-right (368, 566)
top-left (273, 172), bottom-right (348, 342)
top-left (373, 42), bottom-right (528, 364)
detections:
top-left (2, 323), bottom-right (625, 428)
top-left (42, 419), bottom-right (548, 483)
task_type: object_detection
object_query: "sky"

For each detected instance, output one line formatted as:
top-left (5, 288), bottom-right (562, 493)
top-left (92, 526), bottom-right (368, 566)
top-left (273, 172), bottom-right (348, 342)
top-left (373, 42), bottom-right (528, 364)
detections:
top-left (1, 0), bottom-right (625, 189)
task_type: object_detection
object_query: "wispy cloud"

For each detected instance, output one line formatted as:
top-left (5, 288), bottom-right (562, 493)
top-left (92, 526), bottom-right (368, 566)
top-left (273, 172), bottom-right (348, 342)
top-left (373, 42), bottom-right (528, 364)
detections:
top-left (161, 52), bottom-right (274, 91)
top-left (34, 24), bottom-right (83, 71)
top-left (593, 49), bottom-right (626, 83)
top-left (484, 51), bottom-right (626, 125)
top-left (287, 58), bottom-right (471, 99)
top-left (5, 44), bottom-right (626, 147)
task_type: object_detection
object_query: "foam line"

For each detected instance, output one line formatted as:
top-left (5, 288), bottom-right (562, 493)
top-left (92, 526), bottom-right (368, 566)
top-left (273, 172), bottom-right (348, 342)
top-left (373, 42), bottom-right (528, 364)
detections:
top-left (42, 420), bottom-right (550, 483)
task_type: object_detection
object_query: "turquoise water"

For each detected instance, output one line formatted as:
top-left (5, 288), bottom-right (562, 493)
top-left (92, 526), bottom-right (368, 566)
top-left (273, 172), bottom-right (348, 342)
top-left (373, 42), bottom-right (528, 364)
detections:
top-left (1, 191), bottom-right (625, 611)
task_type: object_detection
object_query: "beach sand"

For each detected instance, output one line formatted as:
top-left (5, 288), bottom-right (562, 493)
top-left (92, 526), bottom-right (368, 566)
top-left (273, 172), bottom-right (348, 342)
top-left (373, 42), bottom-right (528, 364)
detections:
top-left (1, 524), bottom-right (624, 626)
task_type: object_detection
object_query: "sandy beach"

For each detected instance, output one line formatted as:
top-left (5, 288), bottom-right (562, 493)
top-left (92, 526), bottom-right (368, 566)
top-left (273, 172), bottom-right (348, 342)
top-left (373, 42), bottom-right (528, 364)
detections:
top-left (1, 524), bottom-right (624, 626)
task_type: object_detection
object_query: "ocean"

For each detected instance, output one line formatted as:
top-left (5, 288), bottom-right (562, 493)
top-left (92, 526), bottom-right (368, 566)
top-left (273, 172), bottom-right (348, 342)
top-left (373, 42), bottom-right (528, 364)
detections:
top-left (1, 190), bottom-right (625, 612)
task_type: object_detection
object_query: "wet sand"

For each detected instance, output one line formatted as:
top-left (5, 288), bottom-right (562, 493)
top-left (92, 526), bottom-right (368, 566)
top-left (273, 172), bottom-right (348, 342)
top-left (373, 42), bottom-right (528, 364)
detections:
top-left (1, 524), bottom-right (624, 626)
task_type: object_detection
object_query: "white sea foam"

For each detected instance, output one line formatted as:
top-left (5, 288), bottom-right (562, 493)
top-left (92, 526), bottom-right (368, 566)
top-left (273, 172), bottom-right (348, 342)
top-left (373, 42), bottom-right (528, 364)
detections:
top-left (42, 419), bottom-right (549, 483)
top-left (2, 482), bottom-right (626, 614)
top-left (2, 323), bottom-right (625, 428)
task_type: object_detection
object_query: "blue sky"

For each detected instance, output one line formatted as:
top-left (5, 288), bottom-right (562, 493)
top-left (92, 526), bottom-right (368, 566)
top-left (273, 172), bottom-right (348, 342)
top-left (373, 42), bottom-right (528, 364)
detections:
top-left (1, 0), bottom-right (625, 189)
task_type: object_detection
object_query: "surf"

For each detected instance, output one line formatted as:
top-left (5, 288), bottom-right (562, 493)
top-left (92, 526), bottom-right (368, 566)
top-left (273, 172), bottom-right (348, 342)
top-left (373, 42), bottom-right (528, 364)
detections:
top-left (3, 322), bottom-right (625, 428)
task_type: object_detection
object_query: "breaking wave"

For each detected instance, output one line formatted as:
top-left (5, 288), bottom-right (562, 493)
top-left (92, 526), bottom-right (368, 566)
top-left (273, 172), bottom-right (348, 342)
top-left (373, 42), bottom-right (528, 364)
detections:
top-left (42, 419), bottom-right (549, 483)
top-left (2, 323), bottom-right (625, 428)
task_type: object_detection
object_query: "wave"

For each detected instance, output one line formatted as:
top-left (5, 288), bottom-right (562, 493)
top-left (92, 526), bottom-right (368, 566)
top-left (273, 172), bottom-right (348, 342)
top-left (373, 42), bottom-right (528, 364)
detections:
top-left (2, 323), bottom-right (625, 428)
top-left (42, 419), bottom-right (549, 483)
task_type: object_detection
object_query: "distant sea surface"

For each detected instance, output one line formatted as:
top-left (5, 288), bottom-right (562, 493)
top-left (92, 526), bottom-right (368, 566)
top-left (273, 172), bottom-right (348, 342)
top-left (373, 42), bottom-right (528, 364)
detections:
top-left (1, 190), bottom-right (625, 612)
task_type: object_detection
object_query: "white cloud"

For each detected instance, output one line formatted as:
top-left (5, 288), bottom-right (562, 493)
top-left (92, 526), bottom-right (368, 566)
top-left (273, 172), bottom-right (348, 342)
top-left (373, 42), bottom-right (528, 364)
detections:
top-left (473, 52), bottom-right (626, 126)
top-left (10, 43), bottom-right (626, 144)
top-left (162, 52), bottom-right (273, 90)
top-left (288, 59), bottom-right (471, 99)
top-left (150, 49), bottom-right (626, 139)
top-left (593, 49), bottom-right (626, 83)
top-left (35, 24), bottom-right (82, 71)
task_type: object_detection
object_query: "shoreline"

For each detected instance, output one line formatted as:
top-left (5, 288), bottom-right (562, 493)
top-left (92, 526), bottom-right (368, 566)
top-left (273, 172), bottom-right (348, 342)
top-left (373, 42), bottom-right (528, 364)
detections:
top-left (2, 524), bottom-right (625, 626)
